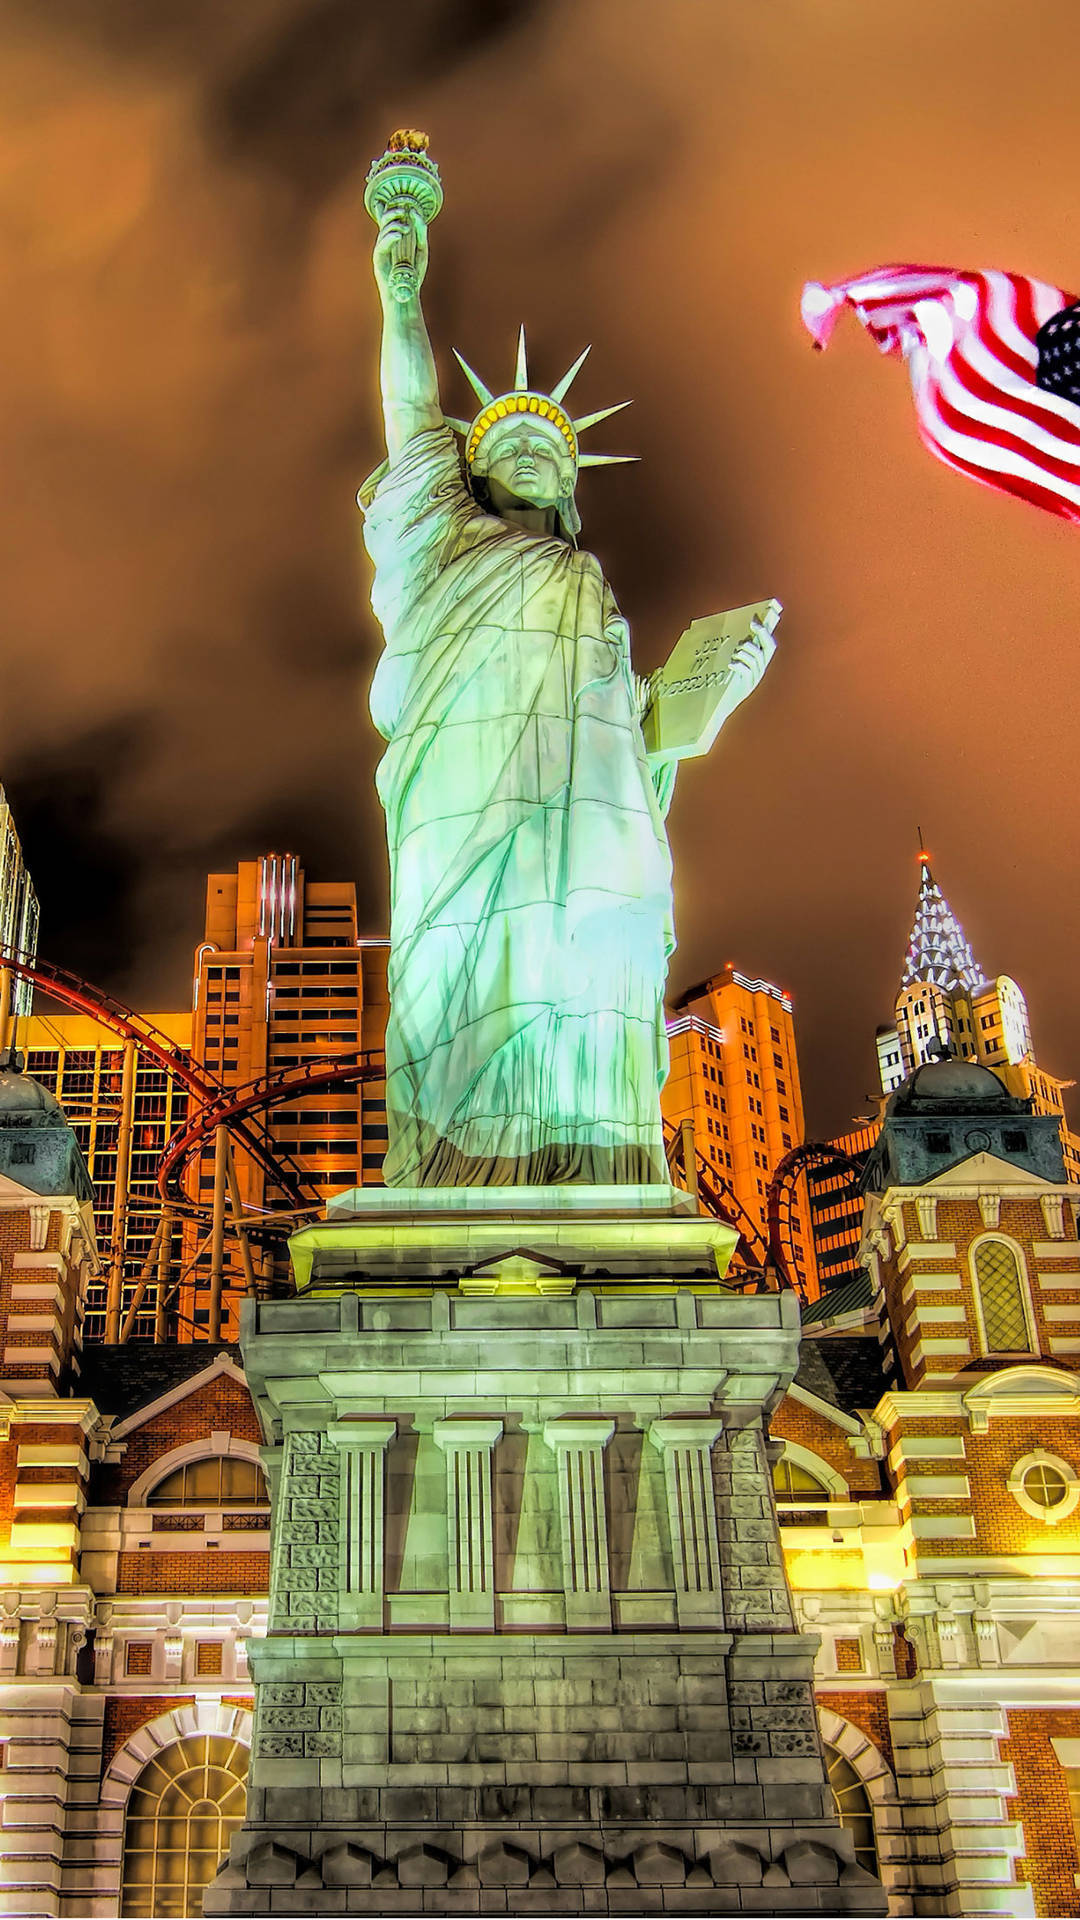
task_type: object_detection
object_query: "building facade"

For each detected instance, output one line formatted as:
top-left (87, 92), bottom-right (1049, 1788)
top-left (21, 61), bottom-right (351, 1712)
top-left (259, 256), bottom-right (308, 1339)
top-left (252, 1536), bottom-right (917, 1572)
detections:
top-left (663, 965), bottom-right (816, 1284)
top-left (12, 857), bottom-right (391, 1349)
top-left (6, 1053), bottom-right (1080, 1912)
top-left (184, 855), bottom-right (389, 1340)
top-left (22, 1015), bottom-right (193, 1345)
top-left (0, 783), bottom-right (40, 1024)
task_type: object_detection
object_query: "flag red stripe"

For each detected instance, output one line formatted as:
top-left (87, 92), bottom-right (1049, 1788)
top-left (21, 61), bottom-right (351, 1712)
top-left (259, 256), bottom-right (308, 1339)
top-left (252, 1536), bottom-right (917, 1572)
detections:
top-left (804, 262), bottom-right (1080, 522)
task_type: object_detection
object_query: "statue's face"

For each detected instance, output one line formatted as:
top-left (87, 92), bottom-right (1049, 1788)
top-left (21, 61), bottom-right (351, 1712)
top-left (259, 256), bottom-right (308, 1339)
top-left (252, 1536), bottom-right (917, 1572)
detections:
top-left (476, 419), bottom-right (574, 509)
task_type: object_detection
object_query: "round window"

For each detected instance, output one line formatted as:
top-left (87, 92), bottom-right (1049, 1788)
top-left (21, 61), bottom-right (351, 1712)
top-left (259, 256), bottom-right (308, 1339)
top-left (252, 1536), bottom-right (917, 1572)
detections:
top-left (1007, 1449), bottom-right (1080, 1525)
top-left (1021, 1462), bottom-right (1069, 1510)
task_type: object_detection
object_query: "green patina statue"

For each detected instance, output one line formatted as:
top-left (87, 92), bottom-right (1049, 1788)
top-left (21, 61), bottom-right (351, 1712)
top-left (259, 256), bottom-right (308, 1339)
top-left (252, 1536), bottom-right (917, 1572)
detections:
top-left (360, 134), bottom-right (776, 1189)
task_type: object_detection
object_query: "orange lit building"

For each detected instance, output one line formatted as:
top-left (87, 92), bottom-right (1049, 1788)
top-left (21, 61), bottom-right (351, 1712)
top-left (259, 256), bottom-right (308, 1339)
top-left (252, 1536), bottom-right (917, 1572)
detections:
top-left (22, 1013), bottom-right (192, 1343)
top-left (183, 855), bottom-right (389, 1340)
top-left (663, 965), bottom-right (815, 1281)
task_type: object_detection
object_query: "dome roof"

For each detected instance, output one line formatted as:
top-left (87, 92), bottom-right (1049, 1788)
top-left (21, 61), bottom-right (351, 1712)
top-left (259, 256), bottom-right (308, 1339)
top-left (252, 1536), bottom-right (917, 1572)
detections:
top-left (887, 1057), bottom-right (1015, 1115)
top-left (0, 1060), bottom-right (67, 1125)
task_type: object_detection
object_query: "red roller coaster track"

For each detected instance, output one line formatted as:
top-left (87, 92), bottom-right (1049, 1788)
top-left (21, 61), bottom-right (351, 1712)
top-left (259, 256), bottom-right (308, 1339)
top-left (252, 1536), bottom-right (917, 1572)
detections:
top-left (766, 1141), bottom-right (866, 1299)
top-left (1, 947), bottom-right (859, 1293)
top-left (156, 1051), bottom-right (386, 1208)
top-left (0, 946), bottom-right (316, 1208)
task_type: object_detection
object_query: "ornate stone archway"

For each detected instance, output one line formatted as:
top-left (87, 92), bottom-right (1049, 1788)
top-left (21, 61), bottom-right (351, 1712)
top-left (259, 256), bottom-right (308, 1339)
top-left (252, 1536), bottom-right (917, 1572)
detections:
top-left (98, 1702), bottom-right (252, 1918)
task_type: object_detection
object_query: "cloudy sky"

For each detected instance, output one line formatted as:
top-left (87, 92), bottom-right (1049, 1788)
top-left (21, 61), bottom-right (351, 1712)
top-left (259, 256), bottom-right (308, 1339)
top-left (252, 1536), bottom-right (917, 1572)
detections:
top-left (2, 0), bottom-right (1079, 1136)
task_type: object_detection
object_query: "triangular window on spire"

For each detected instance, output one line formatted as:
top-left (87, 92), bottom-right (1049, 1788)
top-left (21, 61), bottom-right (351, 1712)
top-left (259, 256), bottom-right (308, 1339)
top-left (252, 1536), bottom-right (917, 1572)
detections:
top-left (900, 859), bottom-right (985, 998)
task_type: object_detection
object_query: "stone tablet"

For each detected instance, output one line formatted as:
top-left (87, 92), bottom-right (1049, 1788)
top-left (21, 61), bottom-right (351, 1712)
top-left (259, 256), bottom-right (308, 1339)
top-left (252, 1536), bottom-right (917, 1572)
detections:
top-left (642, 599), bottom-right (783, 761)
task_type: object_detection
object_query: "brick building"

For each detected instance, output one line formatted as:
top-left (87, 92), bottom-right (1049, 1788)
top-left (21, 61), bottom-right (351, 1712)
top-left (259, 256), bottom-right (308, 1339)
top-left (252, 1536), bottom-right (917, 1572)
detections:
top-left (3, 1048), bottom-right (1080, 1914)
top-left (808, 852), bottom-right (1080, 1297)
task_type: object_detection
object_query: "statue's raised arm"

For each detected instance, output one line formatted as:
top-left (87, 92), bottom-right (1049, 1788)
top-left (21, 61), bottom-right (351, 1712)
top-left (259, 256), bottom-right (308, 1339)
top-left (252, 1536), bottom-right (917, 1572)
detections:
top-left (365, 131), bottom-right (444, 463)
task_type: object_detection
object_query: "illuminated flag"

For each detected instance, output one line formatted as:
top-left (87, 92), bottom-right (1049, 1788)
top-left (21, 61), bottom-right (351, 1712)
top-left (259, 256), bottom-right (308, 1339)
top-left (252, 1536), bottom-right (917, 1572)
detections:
top-left (801, 265), bottom-right (1080, 521)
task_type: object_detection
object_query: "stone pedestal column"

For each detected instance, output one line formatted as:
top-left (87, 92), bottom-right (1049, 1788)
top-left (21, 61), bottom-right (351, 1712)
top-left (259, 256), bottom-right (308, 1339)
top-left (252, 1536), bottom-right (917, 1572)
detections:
top-left (543, 1417), bottom-right (615, 1630)
top-left (714, 1425), bottom-right (795, 1633)
top-left (268, 1427), bottom-right (342, 1633)
top-left (432, 1418), bottom-right (502, 1630)
top-left (327, 1419), bottom-right (396, 1630)
top-left (648, 1417), bottom-right (725, 1629)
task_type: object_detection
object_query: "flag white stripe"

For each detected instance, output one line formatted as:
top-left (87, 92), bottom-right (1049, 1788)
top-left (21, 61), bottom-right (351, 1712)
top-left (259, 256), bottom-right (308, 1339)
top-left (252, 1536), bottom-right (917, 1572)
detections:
top-left (933, 347), bottom-right (1080, 472)
top-left (910, 351), bottom-right (1080, 509)
top-left (955, 323), bottom-right (1080, 443)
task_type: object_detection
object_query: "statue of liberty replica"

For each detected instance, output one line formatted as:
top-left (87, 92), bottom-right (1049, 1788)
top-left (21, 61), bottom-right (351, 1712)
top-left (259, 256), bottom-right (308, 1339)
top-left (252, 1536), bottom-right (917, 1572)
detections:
top-left (360, 131), bottom-right (777, 1192)
top-left (208, 134), bottom-right (883, 1920)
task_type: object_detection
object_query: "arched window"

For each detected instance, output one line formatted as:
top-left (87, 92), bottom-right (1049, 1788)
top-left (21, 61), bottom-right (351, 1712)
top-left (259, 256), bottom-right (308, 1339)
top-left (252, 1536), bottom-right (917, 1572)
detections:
top-left (121, 1732), bottom-right (248, 1917)
top-left (147, 1457), bottom-right (269, 1508)
top-left (971, 1237), bottom-right (1035, 1354)
top-left (772, 1453), bottom-right (834, 1524)
top-left (825, 1743), bottom-right (879, 1877)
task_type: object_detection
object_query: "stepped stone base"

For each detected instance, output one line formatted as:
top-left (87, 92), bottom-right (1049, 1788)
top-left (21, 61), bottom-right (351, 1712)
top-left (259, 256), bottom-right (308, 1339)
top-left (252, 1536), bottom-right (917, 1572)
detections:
top-left (205, 1188), bottom-right (886, 1916)
top-left (205, 1636), bottom-right (880, 1915)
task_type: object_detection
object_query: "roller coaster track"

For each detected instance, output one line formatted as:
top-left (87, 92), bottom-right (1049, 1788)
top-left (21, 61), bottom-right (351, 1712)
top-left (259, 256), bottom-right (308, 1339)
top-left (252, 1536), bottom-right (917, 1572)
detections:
top-left (1, 947), bottom-right (854, 1299)
top-left (0, 945), bottom-right (314, 1209)
top-left (156, 1051), bottom-right (387, 1210)
top-left (766, 1141), bottom-right (865, 1301)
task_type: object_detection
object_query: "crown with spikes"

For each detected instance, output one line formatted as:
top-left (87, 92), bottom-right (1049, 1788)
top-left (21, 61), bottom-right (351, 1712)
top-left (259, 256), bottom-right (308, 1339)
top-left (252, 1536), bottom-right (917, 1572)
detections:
top-left (445, 327), bottom-right (635, 473)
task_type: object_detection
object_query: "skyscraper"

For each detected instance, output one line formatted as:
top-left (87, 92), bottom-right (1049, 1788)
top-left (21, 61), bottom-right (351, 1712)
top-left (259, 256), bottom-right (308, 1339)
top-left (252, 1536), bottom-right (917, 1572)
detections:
top-left (0, 783), bottom-right (39, 1025)
top-left (182, 855), bottom-right (389, 1339)
top-left (877, 849), bottom-right (1080, 1175)
top-left (662, 965), bottom-right (815, 1281)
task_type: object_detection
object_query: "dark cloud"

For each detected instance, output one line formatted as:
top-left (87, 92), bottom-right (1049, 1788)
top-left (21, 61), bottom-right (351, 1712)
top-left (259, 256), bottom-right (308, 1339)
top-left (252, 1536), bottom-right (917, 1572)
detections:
top-left (207, 0), bottom-right (531, 202)
top-left (0, 0), bottom-right (1078, 1136)
top-left (10, 718), bottom-right (151, 990)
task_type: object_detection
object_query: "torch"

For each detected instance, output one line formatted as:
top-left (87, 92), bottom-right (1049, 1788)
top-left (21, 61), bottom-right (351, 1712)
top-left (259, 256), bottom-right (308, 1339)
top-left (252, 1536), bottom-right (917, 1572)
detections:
top-left (364, 129), bottom-right (444, 305)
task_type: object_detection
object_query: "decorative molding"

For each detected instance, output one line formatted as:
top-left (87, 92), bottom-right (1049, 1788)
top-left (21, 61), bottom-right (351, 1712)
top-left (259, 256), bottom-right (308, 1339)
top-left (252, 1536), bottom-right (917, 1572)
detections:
top-left (916, 1196), bottom-right (938, 1240)
top-left (963, 1364), bottom-right (1080, 1432)
top-left (1041, 1195), bottom-right (1067, 1240)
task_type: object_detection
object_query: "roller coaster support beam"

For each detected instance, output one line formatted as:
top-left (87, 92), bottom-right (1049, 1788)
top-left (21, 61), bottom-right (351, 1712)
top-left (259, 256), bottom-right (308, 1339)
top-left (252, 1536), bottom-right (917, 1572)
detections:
top-left (118, 1215), bottom-right (166, 1345)
top-left (104, 1038), bottom-right (137, 1344)
top-left (225, 1136), bottom-right (258, 1297)
top-left (208, 1125), bottom-right (229, 1342)
top-left (154, 1212), bottom-right (171, 1343)
top-left (0, 966), bottom-right (10, 1055)
top-left (679, 1118), bottom-right (699, 1205)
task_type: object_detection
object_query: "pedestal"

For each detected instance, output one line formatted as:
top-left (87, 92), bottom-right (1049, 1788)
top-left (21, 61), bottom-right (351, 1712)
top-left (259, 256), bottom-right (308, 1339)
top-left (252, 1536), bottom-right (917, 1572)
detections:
top-left (206, 1186), bottom-right (885, 1915)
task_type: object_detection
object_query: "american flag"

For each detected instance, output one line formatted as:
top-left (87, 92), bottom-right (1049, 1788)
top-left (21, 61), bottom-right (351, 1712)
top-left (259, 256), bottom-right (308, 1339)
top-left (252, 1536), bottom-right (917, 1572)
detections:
top-left (801, 265), bottom-right (1080, 522)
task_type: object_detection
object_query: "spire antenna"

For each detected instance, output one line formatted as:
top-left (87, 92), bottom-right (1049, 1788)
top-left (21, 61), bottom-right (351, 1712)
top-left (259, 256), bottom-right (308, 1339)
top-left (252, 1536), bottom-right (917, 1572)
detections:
top-left (900, 852), bottom-right (985, 997)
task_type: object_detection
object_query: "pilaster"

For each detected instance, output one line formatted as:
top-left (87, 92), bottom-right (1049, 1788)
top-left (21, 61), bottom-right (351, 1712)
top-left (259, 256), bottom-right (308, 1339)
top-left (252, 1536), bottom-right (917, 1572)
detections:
top-left (887, 1681), bottom-right (1033, 1916)
top-left (542, 1417), bottom-right (615, 1629)
top-left (648, 1416), bottom-right (725, 1629)
top-left (432, 1417), bottom-right (502, 1630)
top-left (327, 1419), bottom-right (396, 1629)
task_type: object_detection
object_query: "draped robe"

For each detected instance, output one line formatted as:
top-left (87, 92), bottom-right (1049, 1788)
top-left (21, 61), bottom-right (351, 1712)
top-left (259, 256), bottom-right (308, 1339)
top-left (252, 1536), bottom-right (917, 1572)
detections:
top-left (362, 426), bottom-right (675, 1187)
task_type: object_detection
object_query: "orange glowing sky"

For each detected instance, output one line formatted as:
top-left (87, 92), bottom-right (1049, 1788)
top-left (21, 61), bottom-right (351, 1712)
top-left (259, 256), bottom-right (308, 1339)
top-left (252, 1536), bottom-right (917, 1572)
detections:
top-left (1, 0), bottom-right (1079, 1134)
